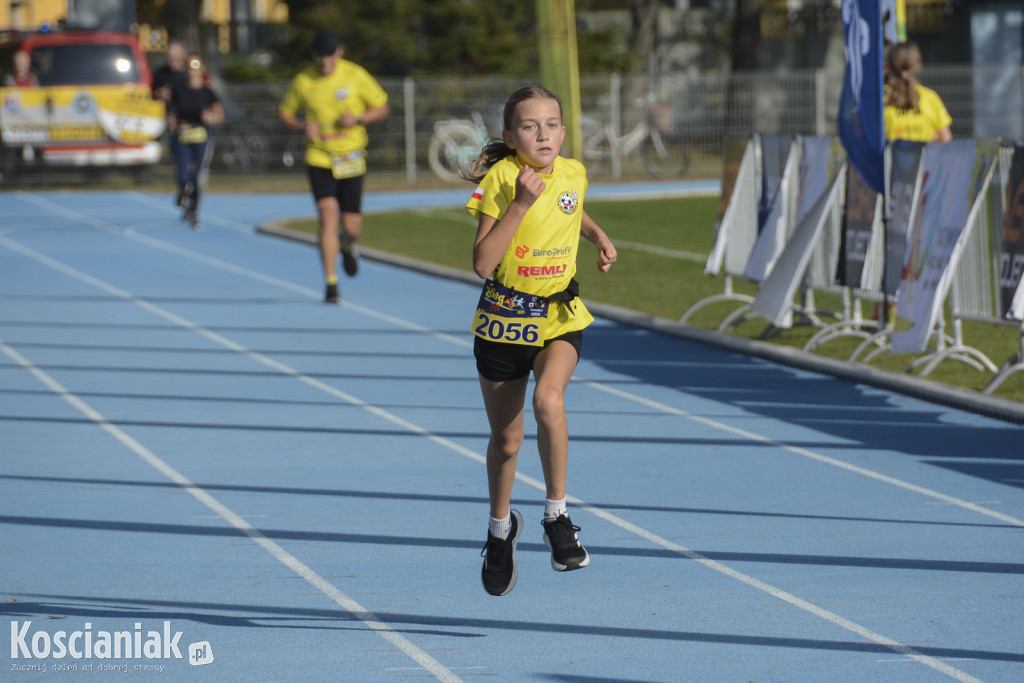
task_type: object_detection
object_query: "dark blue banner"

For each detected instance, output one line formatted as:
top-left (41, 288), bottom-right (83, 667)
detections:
top-left (884, 140), bottom-right (925, 295)
top-left (838, 0), bottom-right (885, 193)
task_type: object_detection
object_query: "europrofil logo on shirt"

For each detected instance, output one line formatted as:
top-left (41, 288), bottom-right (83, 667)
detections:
top-left (9, 621), bottom-right (213, 669)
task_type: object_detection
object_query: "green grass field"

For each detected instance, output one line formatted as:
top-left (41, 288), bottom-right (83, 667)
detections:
top-left (284, 195), bottom-right (1024, 404)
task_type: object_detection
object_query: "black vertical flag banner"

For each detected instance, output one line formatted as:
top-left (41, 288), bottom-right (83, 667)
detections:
top-left (884, 140), bottom-right (925, 296)
top-left (838, 163), bottom-right (877, 288)
top-left (1000, 144), bottom-right (1024, 319)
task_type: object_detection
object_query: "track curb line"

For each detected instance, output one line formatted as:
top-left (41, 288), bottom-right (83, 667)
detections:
top-left (257, 219), bottom-right (1024, 426)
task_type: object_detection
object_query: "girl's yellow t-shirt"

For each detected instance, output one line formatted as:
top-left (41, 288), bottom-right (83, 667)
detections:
top-left (467, 155), bottom-right (595, 342)
top-left (884, 84), bottom-right (952, 142)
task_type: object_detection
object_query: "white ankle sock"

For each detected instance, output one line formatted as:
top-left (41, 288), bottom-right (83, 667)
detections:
top-left (488, 514), bottom-right (511, 540)
top-left (544, 498), bottom-right (567, 521)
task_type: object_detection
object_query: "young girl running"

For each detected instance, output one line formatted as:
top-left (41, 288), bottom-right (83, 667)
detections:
top-left (463, 86), bottom-right (617, 596)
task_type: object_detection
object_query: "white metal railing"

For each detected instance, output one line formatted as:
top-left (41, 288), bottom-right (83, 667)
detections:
top-left (4, 65), bottom-right (1022, 186)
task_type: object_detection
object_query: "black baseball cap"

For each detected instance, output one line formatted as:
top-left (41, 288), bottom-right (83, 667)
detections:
top-left (313, 30), bottom-right (339, 56)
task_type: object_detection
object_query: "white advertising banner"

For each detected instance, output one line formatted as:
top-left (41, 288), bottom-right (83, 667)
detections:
top-left (745, 137), bottom-right (797, 283)
top-left (751, 137), bottom-right (843, 327)
top-left (706, 136), bottom-right (755, 276)
top-left (892, 141), bottom-right (996, 352)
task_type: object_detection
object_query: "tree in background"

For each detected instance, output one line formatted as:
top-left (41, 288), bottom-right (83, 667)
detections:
top-left (137, 0), bottom-right (203, 52)
top-left (725, 0), bottom-right (761, 135)
top-left (629, 0), bottom-right (659, 74)
top-left (275, 0), bottom-right (633, 77)
top-left (136, 0), bottom-right (637, 80)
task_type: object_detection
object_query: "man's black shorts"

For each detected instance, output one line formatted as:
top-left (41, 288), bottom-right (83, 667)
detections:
top-left (474, 331), bottom-right (583, 382)
top-left (308, 165), bottom-right (364, 213)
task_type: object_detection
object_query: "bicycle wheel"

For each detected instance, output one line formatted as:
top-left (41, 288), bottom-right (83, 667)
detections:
top-left (643, 129), bottom-right (692, 178)
top-left (580, 118), bottom-right (611, 177)
top-left (428, 122), bottom-right (486, 183)
top-left (676, 139), bottom-right (692, 177)
top-left (641, 129), bottom-right (669, 178)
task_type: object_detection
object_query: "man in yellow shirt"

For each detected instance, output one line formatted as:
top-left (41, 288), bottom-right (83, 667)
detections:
top-left (279, 30), bottom-right (390, 303)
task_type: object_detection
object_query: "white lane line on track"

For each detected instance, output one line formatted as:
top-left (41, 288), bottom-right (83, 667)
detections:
top-left (0, 341), bottom-right (461, 683)
top-left (585, 381), bottom-right (1024, 529)
top-left (0, 235), bottom-right (463, 683)
top-left (125, 191), bottom-right (259, 233)
top-left (101, 201), bottom-right (1024, 529)
top-left (612, 239), bottom-right (707, 263)
top-left (3, 197), bottom-right (1005, 682)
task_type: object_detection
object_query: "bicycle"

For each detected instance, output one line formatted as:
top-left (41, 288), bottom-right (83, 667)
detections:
top-left (580, 93), bottom-right (690, 178)
top-left (427, 94), bottom-right (690, 182)
top-left (427, 111), bottom-right (608, 182)
top-left (426, 109), bottom-right (614, 182)
top-left (428, 111), bottom-right (491, 183)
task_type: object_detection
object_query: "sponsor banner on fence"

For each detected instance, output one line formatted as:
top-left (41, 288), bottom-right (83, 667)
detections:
top-left (745, 135), bottom-right (794, 282)
top-left (1002, 144), bottom-right (1024, 320)
top-left (838, 162), bottom-right (878, 289)
top-left (892, 140), bottom-right (993, 352)
top-left (795, 137), bottom-right (840, 228)
top-left (715, 136), bottom-right (749, 230)
top-left (884, 140), bottom-right (926, 295)
top-left (751, 137), bottom-right (843, 327)
top-left (706, 136), bottom-right (752, 276)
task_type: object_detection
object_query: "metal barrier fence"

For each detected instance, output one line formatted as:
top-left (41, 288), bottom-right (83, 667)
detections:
top-left (699, 132), bottom-right (1024, 391)
top-left (4, 65), bottom-right (1023, 187)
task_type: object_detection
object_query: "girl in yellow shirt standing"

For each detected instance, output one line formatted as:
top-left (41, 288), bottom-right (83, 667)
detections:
top-left (464, 86), bottom-right (617, 596)
top-left (883, 41), bottom-right (953, 143)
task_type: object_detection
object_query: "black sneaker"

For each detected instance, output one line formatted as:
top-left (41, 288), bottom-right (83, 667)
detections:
top-left (480, 509), bottom-right (522, 596)
top-left (542, 513), bottom-right (590, 571)
top-left (180, 182), bottom-right (194, 216)
top-left (324, 283), bottom-right (340, 303)
top-left (339, 236), bottom-right (359, 277)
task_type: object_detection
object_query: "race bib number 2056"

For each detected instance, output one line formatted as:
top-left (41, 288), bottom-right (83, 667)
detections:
top-left (471, 280), bottom-right (548, 347)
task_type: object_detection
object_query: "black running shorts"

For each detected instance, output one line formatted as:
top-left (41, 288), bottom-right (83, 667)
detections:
top-left (474, 331), bottom-right (582, 382)
top-left (308, 165), bottom-right (364, 213)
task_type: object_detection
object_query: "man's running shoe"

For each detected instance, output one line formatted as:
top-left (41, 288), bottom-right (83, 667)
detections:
top-left (324, 283), bottom-right (340, 304)
top-left (340, 235), bottom-right (359, 277)
top-left (183, 208), bottom-right (201, 230)
top-left (541, 514), bottom-right (590, 571)
top-left (480, 509), bottom-right (522, 596)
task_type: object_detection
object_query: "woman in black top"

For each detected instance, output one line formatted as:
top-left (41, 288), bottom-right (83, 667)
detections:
top-left (168, 54), bottom-right (224, 228)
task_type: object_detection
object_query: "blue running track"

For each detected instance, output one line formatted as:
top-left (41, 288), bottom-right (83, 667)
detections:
top-left (1, 186), bottom-right (1022, 682)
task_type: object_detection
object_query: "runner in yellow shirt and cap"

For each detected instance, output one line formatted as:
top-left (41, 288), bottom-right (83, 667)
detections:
top-left (280, 30), bottom-right (390, 303)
